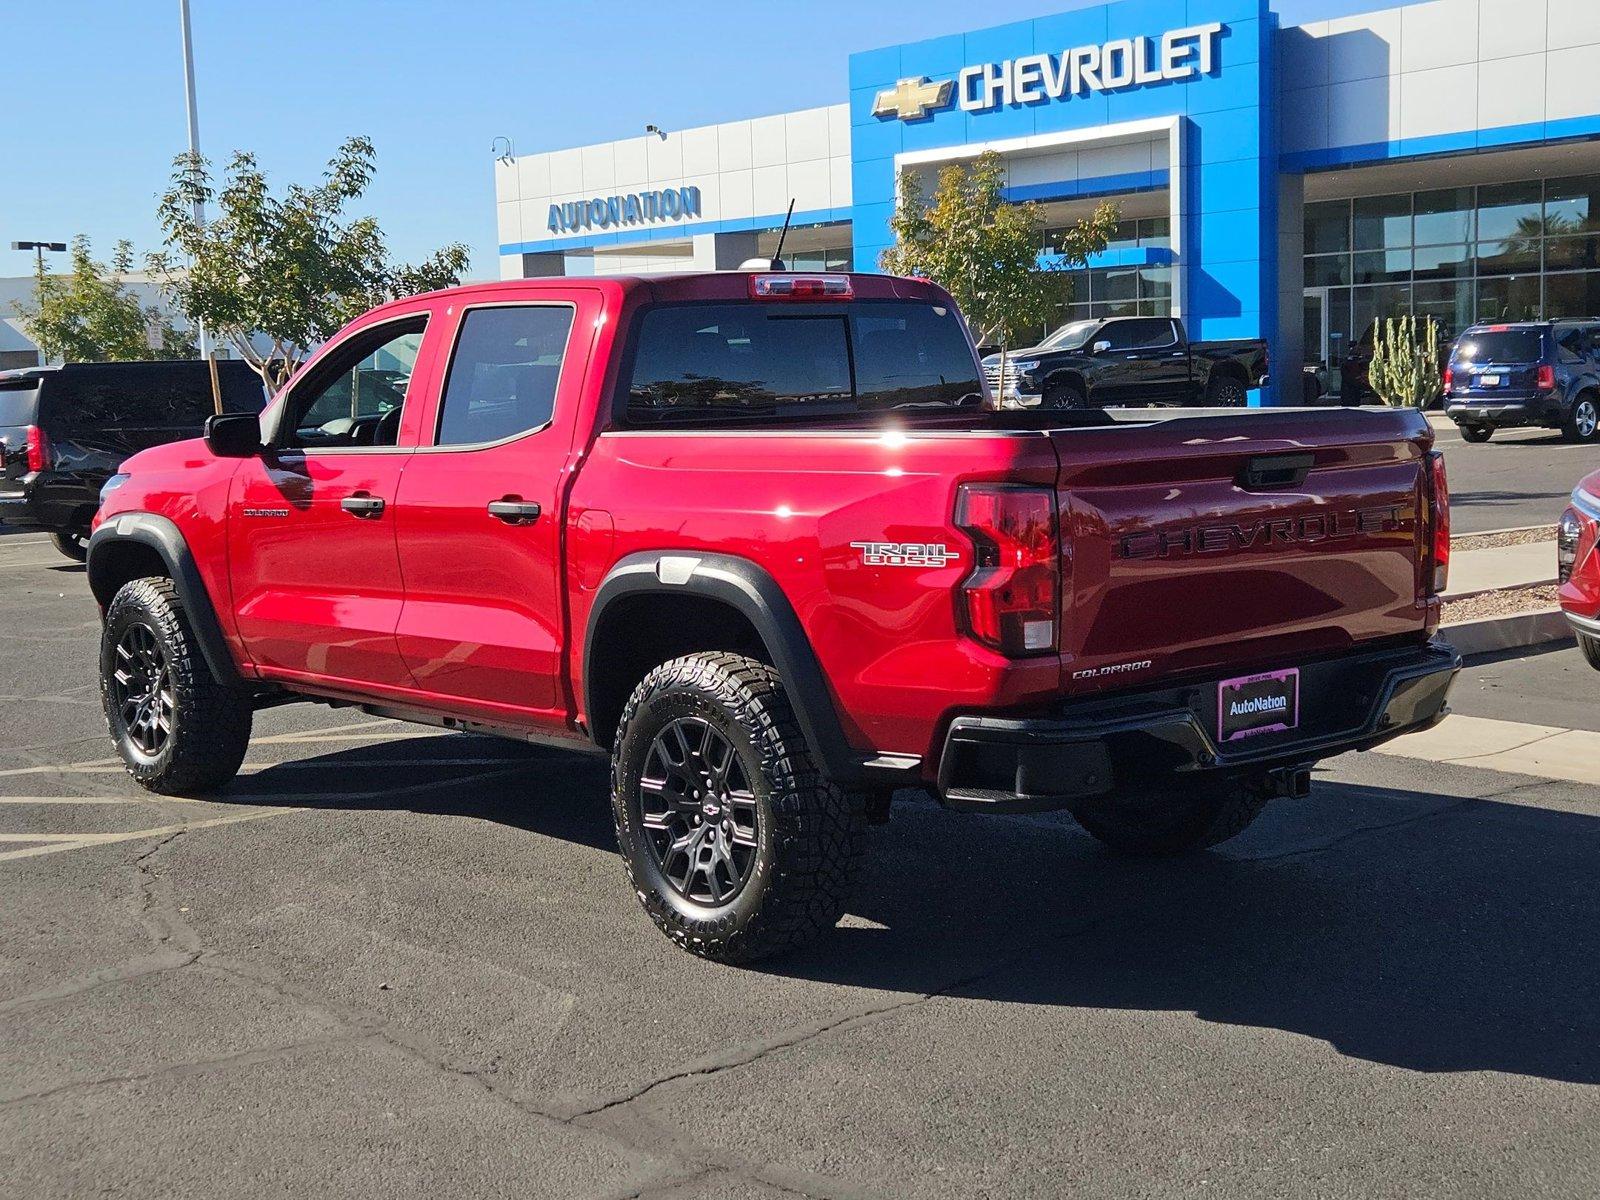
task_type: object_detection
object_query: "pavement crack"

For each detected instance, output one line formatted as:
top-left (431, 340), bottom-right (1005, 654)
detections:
top-left (133, 830), bottom-right (202, 954)
top-left (1235, 796), bottom-right (1481, 865)
top-left (0, 1031), bottom-right (377, 1108)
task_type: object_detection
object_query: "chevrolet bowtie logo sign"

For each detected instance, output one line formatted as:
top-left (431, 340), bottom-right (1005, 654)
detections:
top-left (871, 24), bottom-right (1224, 122)
top-left (872, 76), bottom-right (954, 122)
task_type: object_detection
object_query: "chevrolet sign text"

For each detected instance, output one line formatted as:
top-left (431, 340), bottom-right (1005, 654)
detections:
top-left (1119, 506), bottom-right (1402, 561)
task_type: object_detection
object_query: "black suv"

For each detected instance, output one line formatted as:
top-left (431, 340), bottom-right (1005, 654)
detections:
top-left (0, 361), bottom-right (265, 560)
top-left (1444, 321), bottom-right (1600, 443)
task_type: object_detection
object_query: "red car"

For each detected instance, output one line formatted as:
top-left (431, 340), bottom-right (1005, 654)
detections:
top-left (1559, 470), bottom-right (1600, 667)
top-left (87, 272), bottom-right (1459, 962)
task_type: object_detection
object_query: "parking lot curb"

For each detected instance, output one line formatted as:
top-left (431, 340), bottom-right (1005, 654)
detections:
top-left (1444, 608), bottom-right (1573, 658)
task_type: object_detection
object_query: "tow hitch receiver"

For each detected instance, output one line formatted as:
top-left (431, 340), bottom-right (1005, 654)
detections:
top-left (1262, 764), bottom-right (1313, 799)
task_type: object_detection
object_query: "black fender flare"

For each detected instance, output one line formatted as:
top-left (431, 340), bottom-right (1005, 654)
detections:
top-left (584, 551), bottom-right (862, 784)
top-left (1041, 368), bottom-right (1089, 401)
top-left (87, 512), bottom-right (244, 688)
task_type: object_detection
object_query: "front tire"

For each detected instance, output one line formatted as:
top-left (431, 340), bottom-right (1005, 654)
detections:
top-left (1580, 633), bottom-right (1600, 672)
top-left (51, 531), bottom-right (88, 562)
top-left (1044, 380), bottom-right (1088, 409)
top-left (1459, 425), bottom-right (1493, 444)
top-left (1563, 394), bottom-right (1600, 443)
top-left (610, 652), bottom-right (863, 963)
top-left (1072, 779), bottom-right (1269, 856)
top-left (100, 577), bottom-right (252, 795)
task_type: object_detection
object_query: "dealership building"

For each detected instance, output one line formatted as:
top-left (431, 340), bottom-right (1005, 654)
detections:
top-left (495, 0), bottom-right (1600, 402)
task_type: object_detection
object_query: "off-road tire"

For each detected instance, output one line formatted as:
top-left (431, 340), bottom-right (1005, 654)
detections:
top-left (100, 577), bottom-right (252, 795)
top-left (1206, 375), bottom-right (1250, 407)
top-left (610, 651), bottom-right (864, 963)
top-left (51, 531), bottom-right (88, 562)
top-left (1072, 779), bottom-right (1269, 856)
top-left (1580, 632), bottom-right (1600, 672)
top-left (1563, 393), bottom-right (1600, 443)
top-left (1459, 425), bottom-right (1493, 444)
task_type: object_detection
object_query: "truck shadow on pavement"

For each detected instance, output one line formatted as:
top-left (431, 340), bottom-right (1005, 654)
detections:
top-left (233, 740), bottom-right (1600, 1086)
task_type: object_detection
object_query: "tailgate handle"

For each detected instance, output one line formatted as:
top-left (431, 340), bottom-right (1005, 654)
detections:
top-left (1237, 453), bottom-right (1314, 491)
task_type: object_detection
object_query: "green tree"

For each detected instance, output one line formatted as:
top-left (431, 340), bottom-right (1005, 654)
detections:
top-left (152, 136), bottom-right (469, 388)
top-left (880, 150), bottom-right (1118, 347)
top-left (18, 236), bottom-right (193, 363)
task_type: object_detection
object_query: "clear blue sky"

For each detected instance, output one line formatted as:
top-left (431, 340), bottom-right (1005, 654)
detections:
top-left (3, 0), bottom-right (1416, 280)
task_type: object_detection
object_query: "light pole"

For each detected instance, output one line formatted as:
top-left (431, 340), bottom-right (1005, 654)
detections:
top-left (178, 0), bottom-right (211, 360)
top-left (11, 241), bottom-right (66, 276)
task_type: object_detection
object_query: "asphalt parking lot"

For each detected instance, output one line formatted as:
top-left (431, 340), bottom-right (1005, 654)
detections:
top-left (2, 526), bottom-right (1598, 1199)
top-left (1433, 417), bottom-right (1595, 533)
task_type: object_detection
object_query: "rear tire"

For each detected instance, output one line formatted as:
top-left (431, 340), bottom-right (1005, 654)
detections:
top-left (51, 531), bottom-right (88, 562)
top-left (1563, 394), bottom-right (1599, 443)
top-left (1072, 779), bottom-right (1269, 856)
top-left (1580, 633), bottom-right (1600, 672)
top-left (1206, 375), bottom-right (1249, 407)
top-left (99, 577), bottom-right (252, 795)
top-left (1459, 425), bottom-right (1493, 443)
top-left (610, 651), bottom-right (864, 963)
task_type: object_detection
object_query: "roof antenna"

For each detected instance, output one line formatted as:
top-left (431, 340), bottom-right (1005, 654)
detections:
top-left (771, 199), bottom-right (796, 270)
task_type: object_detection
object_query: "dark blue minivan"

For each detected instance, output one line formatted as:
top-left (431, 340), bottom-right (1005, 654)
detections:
top-left (1444, 321), bottom-right (1600, 444)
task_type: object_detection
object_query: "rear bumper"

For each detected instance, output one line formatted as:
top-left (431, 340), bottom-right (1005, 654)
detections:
top-left (0, 491), bottom-right (38, 527)
top-left (1446, 398), bottom-right (1561, 427)
top-left (936, 639), bottom-right (1460, 813)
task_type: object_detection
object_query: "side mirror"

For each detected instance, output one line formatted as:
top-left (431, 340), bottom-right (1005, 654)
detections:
top-left (205, 412), bottom-right (261, 459)
top-left (1092, 340), bottom-right (1113, 355)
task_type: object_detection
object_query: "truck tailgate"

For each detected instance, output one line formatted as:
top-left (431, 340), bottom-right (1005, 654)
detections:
top-left (1052, 409), bottom-right (1433, 691)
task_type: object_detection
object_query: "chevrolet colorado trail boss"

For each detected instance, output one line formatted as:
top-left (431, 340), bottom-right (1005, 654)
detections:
top-left (982, 315), bottom-right (1268, 408)
top-left (88, 272), bottom-right (1459, 962)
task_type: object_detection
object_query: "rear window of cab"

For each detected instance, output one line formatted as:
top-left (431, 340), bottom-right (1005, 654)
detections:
top-left (620, 300), bottom-right (982, 425)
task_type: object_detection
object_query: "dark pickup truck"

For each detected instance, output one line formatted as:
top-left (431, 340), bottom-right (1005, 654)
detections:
top-left (983, 315), bottom-right (1269, 409)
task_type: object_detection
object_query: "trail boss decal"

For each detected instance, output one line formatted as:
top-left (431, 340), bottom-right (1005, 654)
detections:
top-left (851, 541), bottom-right (960, 569)
top-left (1120, 506), bottom-right (1400, 561)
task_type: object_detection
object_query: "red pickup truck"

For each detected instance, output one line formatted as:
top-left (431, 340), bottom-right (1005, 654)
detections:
top-left (88, 272), bottom-right (1459, 962)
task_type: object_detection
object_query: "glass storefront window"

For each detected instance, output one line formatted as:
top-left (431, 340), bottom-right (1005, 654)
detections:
top-left (1544, 175), bottom-right (1600, 235)
top-left (1543, 235), bottom-right (1600, 272)
top-left (1413, 281), bottom-right (1474, 346)
top-left (1412, 243), bottom-right (1473, 280)
top-left (1414, 188), bottom-right (1474, 247)
top-left (1476, 275), bottom-right (1541, 322)
top-left (1543, 271), bottom-right (1600, 319)
top-left (1354, 194), bottom-right (1412, 252)
top-left (1306, 254), bottom-right (1350, 287)
top-left (1352, 250), bottom-right (1412, 285)
top-left (1476, 238), bottom-right (1541, 277)
top-left (1476, 181), bottom-right (1544, 241)
top-left (1305, 200), bottom-right (1351, 255)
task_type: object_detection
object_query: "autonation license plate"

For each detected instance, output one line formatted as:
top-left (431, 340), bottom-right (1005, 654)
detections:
top-left (1480, 374), bottom-right (1502, 387)
top-left (1218, 668), bottom-right (1300, 743)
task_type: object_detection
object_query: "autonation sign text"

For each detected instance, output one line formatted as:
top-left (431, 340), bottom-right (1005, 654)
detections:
top-left (872, 22), bottom-right (1224, 121)
top-left (547, 186), bottom-right (702, 235)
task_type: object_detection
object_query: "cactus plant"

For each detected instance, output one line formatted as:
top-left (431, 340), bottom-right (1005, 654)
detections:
top-left (1368, 313), bottom-right (1441, 409)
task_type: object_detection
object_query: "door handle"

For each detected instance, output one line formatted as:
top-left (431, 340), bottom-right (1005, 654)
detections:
top-left (340, 494), bottom-right (385, 518)
top-left (487, 499), bottom-right (542, 524)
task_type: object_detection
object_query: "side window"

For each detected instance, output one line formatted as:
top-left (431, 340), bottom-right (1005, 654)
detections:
top-left (1557, 326), bottom-right (1584, 364)
top-left (436, 306), bottom-right (574, 446)
top-left (1103, 318), bottom-right (1174, 351)
top-left (280, 318), bottom-right (427, 450)
top-left (1586, 326), bottom-right (1600, 359)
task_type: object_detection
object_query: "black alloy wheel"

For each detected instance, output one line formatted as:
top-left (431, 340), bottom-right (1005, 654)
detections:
top-left (110, 623), bottom-right (174, 758)
top-left (637, 716), bottom-right (761, 905)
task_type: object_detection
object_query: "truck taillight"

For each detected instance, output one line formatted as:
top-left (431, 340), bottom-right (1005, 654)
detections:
top-left (1425, 450), bottom-right (1449, 596)
top-left (1537, 364), bottom-right (1556, 391)
top-left (955, 484), bottom-right (1058, 656)
top-left (1443, 365), bottom-right (1454, 394)
top-left (749, 274), bottom-right (852, 300)
top-left (25, 425), bottom-right (47, 473)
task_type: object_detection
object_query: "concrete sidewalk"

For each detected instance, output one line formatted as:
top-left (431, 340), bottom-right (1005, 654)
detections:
top-left (1446, 540), bottom-right (1556, 598)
